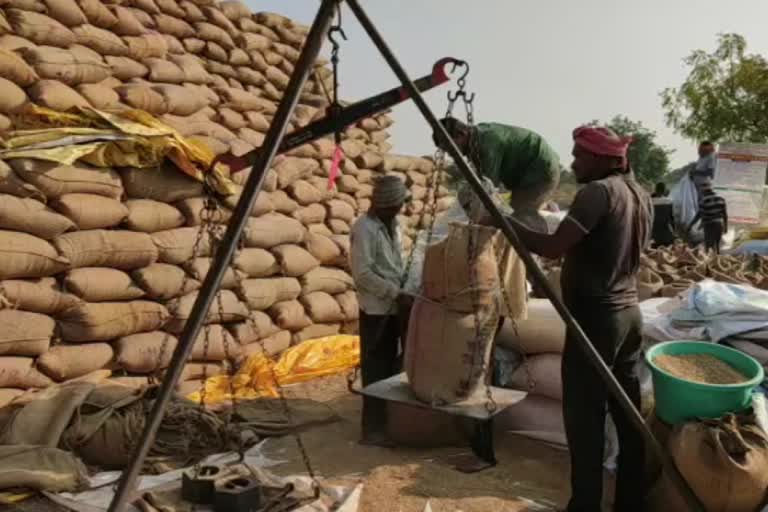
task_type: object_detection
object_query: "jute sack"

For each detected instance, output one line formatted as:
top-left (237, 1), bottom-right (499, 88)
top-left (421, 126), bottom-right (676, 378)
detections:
top-left (228, 311), bottom-right (281, 344)
top-left (77, 0), bottom-right (119, 28)
top-left (27, 80), bottom-right (91, 111)
top-left (654, 415), bottom-right (768, 512)
top-left (76, 83), bottom-right (122, 110)
top-left (328, 219), bottom-right (350, 235)
top-left (124, 33), bottom-right (168, 60)
top-left (244, 213), bottom-right (306, 249)
top-left (0, 357), bottom-right (53, 388)
top-left (0, 77), bottom-right (27, 113)
top-left (132, 263), bottom-right (201, 300)
top-left (169, 54), bottom-right (210, 84)
top-left (63, 268), bottom-right (145, 302)
top-left (154, 13), bottom-right (194, 39)
top-left (145, 57), bottom-right (184, 83)
top-left (237, 277), bottom-right (301, 310)
top-left (72, 24), bottom-right (129, 57)
top-left (300, 267), bottom-right (354, 295)
top-left (300, 292), bottom-right (344, 324)
top-left (405, 298), bottom-right (499, 405)
top-left (233, 248), bottom-right (279, 278)
top-left (272, 245), bottom-right (319, 277)
top-left (190, 324), bottom-right (242, 361)
top-left (177, 362), bottom-right (227, 382)
top-left (165, 290), bottom-right (249, 333)
top-left (496, 300), bottom-right (565, 355)
top-left (307, 223), bottom-right (333, 237)
top-left (274, 157), bottom-right (319, 189)
top-left (509, 353), bottom-right (562, 401)
top-left (268, 300), bottom-right (311, 331)
top-left (43, 0), bottom-right (87, 26)
top-left (292, 204), bottom-right (326, 226)
top-left (0, 310), bottom-right (54, 356)
top-left (51, 194), bottom-right (128, 230)
top-left (288, 180), bottom-right (322, 206)
top-left (0, 278), bottom-right (79, 314)
top-left (37, 343), bottom-right (114, 381)
top-left (326, 199), bottom-right (355, 223)
top-left (0, 48), bottom-right (39, 86)
top-left (114, 331), bottom-right (177, 372)
top-left (151, 227), bottom-right (216, 265)
top-left (242, 330), bottom-right (291, 358)
top-left (124, 199), bottom-right (185, 233)
top-left (292, 323), bottom-right (341, 344)
top-left (152, 83), bottom-right (208, 116)
top-left (55, 230), bottom-right (158, 270)
top-left (266, 190), bottom-right (299, 214)
top-left (222, 187), bottom-right (275, 218)
top-left (105, 56), bottom-right (148, 80)
top-left (183, 257), bottom-right (246, 290)
top-left (19, 45), bottom-right (111, 85)
top-left (0, 231), bottom-right (70, 280)
top-left (303, 233), bottom-right (341, 265)
top-left (110, 6), bottom-right (145, 36)
top-left (6, 9), bottom-right (76, 47)
top-left (638, 266), bottom-right (664, 301)
top-left (334, 291), bottom-right (359, 321)
top-left (115, 84), bottom-right (167, 114)
top-left (120, 166), bottom-right (203, 201)
top-left (0, 161), bottom-right (45, 202)
top-left (58, 301), bottom-right (170, 343)
top-left (10, 159), bottom-right (123, 199)
top-left (0, 389), bottom-right (24, 407)
top-left (0, 193), bottom-right (75, 240)
top-left (494, 395), bottom-right (566, 446)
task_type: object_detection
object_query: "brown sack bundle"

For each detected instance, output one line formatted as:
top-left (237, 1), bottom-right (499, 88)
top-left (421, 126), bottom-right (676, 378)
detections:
top-left (233, 248), bottom-right (279, 278)
top-left (0, 162), bottom-right (43, 202)
top-left (0, 231), bottom-right (70, 280)
top-left (272, 245), bottom-right (319, 277)
top-left (0, 193), bottom-right (75, 240)
top-left (10, 159), bottom-right (123, 199)
top-left (20, 45), bottom-right (111, 85)
top-left (55, 230), bottom-right (158, 270)
top-left (37, 343), bottom-right (114, 381)
top-left (132, 263), bottom-right (200, 300)
top-left (124, 33), bottom-right (168, 60)
top-left (115, 83), bottom-right (167, 114)
top-left (110, 6), bottom-right (146, 36)
top-left (64, 268), bottom-right (145, 302)
top-left (151, 227), bottom-right (217, 265)
top-left (165, 290), bottom-right (248, 333)
top-left (6, 10), bottom-right (76, 47)
top-left (183, 257), bottom-right (246, 290)
top-left (0, 357), bottom-right (53, 388)
top-left (244, 213), bottom-right (306, 249)
top-left (114, 330), bottom-right (176, 372)
top-left (189, 324), bottom-right (242, 361)
top-left (76, 83), bottom-right (122, 110)
top-left (0, 48), bottom-right (39, 86)
top-left (79, 0), bottom-right (119, 29)
top-left (27, 80), bottom-right (91, 111)
top-left (152, 83), bottom-right (209, 116)
top-left (303, 233), bottom-right (341, 265)
top-left (105, 56), bottom-right (148, 80)
top-left (0, 278), bottom-right (80, 315)
top-left (300, 267), bottom-right (354, 295)
top-left (0, 77), bottom-right (27, 113)
top-left (120, 165), bottom-right (203, 201)
top-left (292, 204), bottom-right (326, 226)
top-left (242, 330), bottom-right (291, 358)
top-left (51, 194), bottom-right (128, 230)
top-left (292, 324), bottom-right (340, 345)
top-left (334, 290), bottom-right (359, 321)
top-left (228, 311), bottom-right (281, 344)
top-left (300, 292), bottom-right (344, 324)
top-left (43, 0), bottom-right (87, 26)
top-left (268, 300), bottom-right (311, 331)
top-left (236, 277), bottom-right (300, 310)
top-left (125, 200), bottom-right (185, 233)
top-left (73, 25), bottom-right (129, 56)
top-left (0, 310), bottom-right (55, 357)
top-left (58, 300), bottom-right (170, 342)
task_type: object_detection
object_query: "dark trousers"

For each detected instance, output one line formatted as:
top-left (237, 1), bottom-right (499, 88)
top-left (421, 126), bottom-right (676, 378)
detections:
top-left (703, 221), bottom-right (724, 254)
top-left (359, 310), bottom-right (401, 438)
top-left (562, 303), bottom-right (645, 512)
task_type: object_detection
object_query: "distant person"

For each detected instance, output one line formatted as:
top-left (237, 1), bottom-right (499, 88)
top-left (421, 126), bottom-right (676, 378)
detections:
top-left (687, 183), bottom-right (728, 254)
top-left (651, 182), bottom-right (675, 247)
top-left (690, 141), bottom-right (717, 190)
top-left (433, 118), bottom-right (561, 233)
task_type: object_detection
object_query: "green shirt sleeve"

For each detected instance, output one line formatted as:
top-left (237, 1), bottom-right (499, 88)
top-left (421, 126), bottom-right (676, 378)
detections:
top-left (472, 124), bottom-right (506, 187)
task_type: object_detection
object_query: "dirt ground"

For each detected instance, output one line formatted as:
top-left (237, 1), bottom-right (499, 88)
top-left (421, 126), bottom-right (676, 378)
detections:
top-left (266, 375), bottom-right (571, 512)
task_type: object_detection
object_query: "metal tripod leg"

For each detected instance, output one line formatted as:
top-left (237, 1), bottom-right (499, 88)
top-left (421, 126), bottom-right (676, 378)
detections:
top-left (344, 1), bottom-right (704, 510)
top-left (105, 1), bottom-right (339, 510)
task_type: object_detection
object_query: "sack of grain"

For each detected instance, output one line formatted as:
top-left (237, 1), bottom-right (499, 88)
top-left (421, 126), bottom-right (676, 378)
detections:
top-left (268, 300), bottom-right (311, 331)
top-left (237, 277), bottom-right (300, 310)
top-left (0, 77), bottom-right (27, 113)
top-left (20, 45), bottom-right (111, 85)
top-left (27, 80), bottom-right (91, 111)
top-left (509, 353), bottom-right (562, 401)
top-left (334, 291), bottom-right (358, 321)
top-left (110, 5), bottom-right (145, 36)
top-left (274, 158), bottom-right (319, 189)
top-left (0, 194), bottom-right (75, 240)
top-left (496, 300), bottom-right (565, 354)
top-left (272, 245), bottom-right (319, 277)
top-left (105, 56), bottom-right (147, 80)
top-left (183, 257), bottom-right (246, 290)
top-left (10, 159), bottom-right (123, 199)
top-left (0, 48), bottom-right (39, 87)
top-left (55, 230), bottom-right (158, 270)
top-left (0, 231), bottom-right (70, 280)
top-left (292, 204), bottom-right (326, 226)
top-left (73, 24), bottom-right (129, 57)
top-left (124, 33), bottom-right (168, 60)
top-left (120, 165), bottom-right (203, 202)
top-left (0, 310), bottom-right (54, 356)
top-left (299, 292), bottom-right (344, 324)
top-left (165, 290), bottom-right (248, 333)
top-left (0, 357), bottom-right (53, 388)
top-left (58, 300), bottom-right (169, 342)
top-left (241, 329), bottom-right (290, 358)
top-left (51, 194), bottom-right (128, 231)
top-left (177, 362), bottom-right (227, 383)
top-left (638, 266), bottom-right (664, 301)
top-left (124, 199), bottom-right (185, 233)
top-left (0, 161), bottom-right (44, 202)
top-left (79, 0), bottom-right (118, 28)
top-left (302, 233), bottom-right (341, 265)
top-left (233, 248), bottom-right (279, 278)
top-left (132, 263), bottom-right (200, 300)
top-left (300, 267), bottom-right (354, 295)
top-left (265, 190), bottom-right (299, 214)
top-left (151, 227), bottom-right (217, 265)
top-left (76, 83), bottom-right (121, 110)
top-left (115, 83), bottom-right (167, 114)
top-left (190, 324), bottom-right (242, 361)
top-left (328, 219), bottom-right (350, 235)
top-left (63, 268), bottom-right (144, 302)
top-left (6, 9), bottom-right (76, 47)
top-left (221, 187), bottom-right (274, 218)
top-left (0, 278), bottom-right (79, 314)
top-left (326, 199), bottom-right (356, 223)
top-left (244, 213), bottom-right (305, 249)
top-left (37, 343), bottom-right (113, 381)
top-left (0, 389), bottom-right (24, 408)
top-left (292, 323), bottom-right (341, 344)
top-left (153, 13), bottom-right (193, 38)
top-left (216, 107), bottom-right (246, 130)
top-left (194, 21), bottom-right (235, 49)
top-left (228, 311), bottom-right (281, 344)
top-left (494, 395), bottom-right (565, 446)
top-left (114, 330), bottom-right (176, 372)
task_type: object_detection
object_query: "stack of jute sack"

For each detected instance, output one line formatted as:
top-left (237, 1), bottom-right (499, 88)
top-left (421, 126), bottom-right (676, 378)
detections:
top-left (495, 299), bottom-right (567, 445)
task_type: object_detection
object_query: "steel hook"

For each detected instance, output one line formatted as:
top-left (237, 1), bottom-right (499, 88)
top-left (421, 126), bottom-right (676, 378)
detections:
top-left (327, 25), bottom-right (347, 47)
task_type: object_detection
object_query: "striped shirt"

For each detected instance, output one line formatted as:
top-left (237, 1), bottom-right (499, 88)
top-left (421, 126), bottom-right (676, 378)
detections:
top-left (700, 194), bottom-right (727, 225)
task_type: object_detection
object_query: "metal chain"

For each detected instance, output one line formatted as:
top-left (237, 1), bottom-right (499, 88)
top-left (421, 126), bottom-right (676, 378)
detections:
top-left (327, 1), bottom-right (345, 146)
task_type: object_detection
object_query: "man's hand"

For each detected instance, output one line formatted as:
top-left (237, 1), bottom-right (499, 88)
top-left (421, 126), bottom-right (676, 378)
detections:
top-left (397, 292), bottom-right (414, 312)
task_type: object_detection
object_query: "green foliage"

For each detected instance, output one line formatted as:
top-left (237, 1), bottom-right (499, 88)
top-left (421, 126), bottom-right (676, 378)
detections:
top-left (588, 116), bottom-right (673, 186)
top-left (661, 33), bottom-right (768, 143)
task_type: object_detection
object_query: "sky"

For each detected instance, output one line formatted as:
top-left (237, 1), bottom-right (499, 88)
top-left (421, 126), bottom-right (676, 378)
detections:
top-left (247, 0), bottom-right (768, 170)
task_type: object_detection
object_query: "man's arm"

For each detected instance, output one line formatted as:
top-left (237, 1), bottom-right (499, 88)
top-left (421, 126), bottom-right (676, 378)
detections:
top-left (350, 227), bottom-right (400, 303)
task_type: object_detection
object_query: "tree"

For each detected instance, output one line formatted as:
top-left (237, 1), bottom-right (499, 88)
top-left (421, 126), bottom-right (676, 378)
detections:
top-left (588, 116), bottom-right (673, 186)
top-left (661, 33), bottom-right (768, 143)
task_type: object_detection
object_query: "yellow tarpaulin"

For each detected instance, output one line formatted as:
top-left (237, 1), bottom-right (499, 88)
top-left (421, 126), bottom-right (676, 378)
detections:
top-left (188, 335), bottom-right (360, 404)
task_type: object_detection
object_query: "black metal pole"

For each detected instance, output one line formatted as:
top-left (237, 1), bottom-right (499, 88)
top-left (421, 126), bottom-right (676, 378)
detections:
top-left (105, 2), bottom-right (339, 510)
top-left (344, 1), bottom-right (703, 510)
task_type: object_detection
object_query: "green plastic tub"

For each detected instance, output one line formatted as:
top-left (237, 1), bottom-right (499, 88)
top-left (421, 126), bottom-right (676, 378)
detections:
top-left (646, 341), bottom-right (764, 424)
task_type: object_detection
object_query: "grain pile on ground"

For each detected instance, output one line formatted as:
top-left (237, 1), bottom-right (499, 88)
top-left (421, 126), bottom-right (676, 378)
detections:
top-left (653, 353), bottom-right (748, 384)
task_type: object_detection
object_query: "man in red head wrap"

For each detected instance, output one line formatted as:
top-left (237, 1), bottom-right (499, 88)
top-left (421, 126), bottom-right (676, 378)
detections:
top-left (488, 126), bottom-right (652, 512)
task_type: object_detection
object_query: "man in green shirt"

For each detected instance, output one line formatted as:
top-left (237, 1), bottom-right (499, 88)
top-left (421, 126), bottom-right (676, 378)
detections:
top-left (433, 119), bottom-right (562, 232)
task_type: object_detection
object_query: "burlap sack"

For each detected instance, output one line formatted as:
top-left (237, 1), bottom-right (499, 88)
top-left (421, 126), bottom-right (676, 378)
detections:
top-left (216, 107), bottom-right (246, 130)
top-left (242, 329), bottom-right (291, 358)
top-left (496, 299), bottom-right (565, 354)
top-left (292, 323), bottom-right (340, 345)
top-left (244, 213), bottom-right (306, 249)
top-left (153, 13), bottom-right (194, 38)
top-left (303, 233), bottom-right (341, 266)
top-left (115, 83), bottom-right (167, 114)
top-left (132, 263), bottom-right (200, 300)
top-left (120, 165), bottom-right (203, 202)
top-left (55, 230), bottom-right (158, 270)
top-left (27, 80), bottom-right (90, 111)
top-left (0, 310), bottom-right (54, 357)
top-left (205, 42), bottom-right (229, 63)
top-left (271, 245), bottom-right (319, 278)
top-left (0, 48), bottom-right (38, 87)
top-left (124, 199), bottom-right (185, 233)
top-left (105, 56), bottom-right (148, 80)
top-left (0, 77), bottom-right (27, 113)
top-left (299, 292), bottom-right (344, 324)
top-left (0, 231), bottom-right (70, 280)
top-left (110, 6), bottom-right (145, 36)
top-left (6, 10), bottom-right (76, 47)
top-left (0, 278), bottom-right (79, 314)
top-left (20, 45), bottom-right (111, 85)
top-left (151, 83), bottom-right (208, 116)
top-left (151, 227), bottom-right (218, 264)
top-left (165, 290), bottom-right (248, 333)
top-left (79, 0), bottom-right (119, 28)
top-left (10, 159), bottom-right (123, 199)
top-left (494, 395), bottom-right (565, 446)
top-left (0, 114), bottom-right (11, 132)
top-left (0, 194), bottom-right (74, 240)
top-left (237, 277), bottom-right (300, 310)
top-left (228, 311), bottom-right (280, 344)
top-left (334, 291), bottom-right (358, 321)
top-left (177, 362), bottom-right (227, 383)
top-left (0, 357), bottom-right (53, 388)
top-left (219, 0), bottom-right (251, 21)
top-left (58, 300), bottom-right (170, 342)
top-left (638, 266), bottom-right (664, 301)
top-left (266, 190), bottom-right (299, 214)
top-left (300, 267), bottom-right (354, 295)
top-left (76, 83), bottom-right (121, 110)
top-left (114, 330), bottom-right (176, 372)
top-left (183, 257), bottom-right (246, 290)
top-left (221, 187), bottom-right (274, 218)
top-left (169, 54), bottom-right (210, 84)
top-left (274, 158), bottom-right (319, 189)
top-left (508, 353), bottom-right (562, 400)
top-left (0, 389), bottom-right (24, 407)
top-left (190, 324), bottom-right (242, 361)
top-left (41, 0), bottom-right (86, 26)
top-left (51, 194), bottom-right (128, 231)
top-left (72, 24), bottom-right (129, 57)
top-left (233, 248), bottom-right (279, 278)
top-left (216, 86), bottom-right (263, 112)
top-left (124, 33), bottom-right (168, 60)
top-left (194, 21), bottom-right (234, 49)
top-left (37, 343), bottom-right (113, 381)
top-left (405, 298), bottom-right (499, 405)
top-left (326, 199), bottom-right (355, 223)
top-left (291, 204), bottom-right (326, 226)
top-left (64, 268), bottom-right (145, 302)
top-left (182, 37), bottom-right (205, 53)
top-left (268, 300), bottom-right (311, 331)
top-left (326, 219), bottom-right (348, 235)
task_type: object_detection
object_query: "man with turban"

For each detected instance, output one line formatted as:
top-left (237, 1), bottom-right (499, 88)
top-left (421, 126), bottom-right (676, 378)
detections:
top-left (433, 119), bottom-right (561, 232)
top-left (487, 126), bottom-right (652, 512)
top-left (350, 175), bottom-right (412, 447)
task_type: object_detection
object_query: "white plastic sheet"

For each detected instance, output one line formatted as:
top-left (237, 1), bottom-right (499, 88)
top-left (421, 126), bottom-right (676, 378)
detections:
top-left (670, 170), bottom-right (703, 242)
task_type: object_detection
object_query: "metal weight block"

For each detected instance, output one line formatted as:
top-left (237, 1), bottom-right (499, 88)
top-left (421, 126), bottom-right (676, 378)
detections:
top-left (182, 464), bottom-right (223, 504)
top-left (214, 476), bottom-right (262, 512)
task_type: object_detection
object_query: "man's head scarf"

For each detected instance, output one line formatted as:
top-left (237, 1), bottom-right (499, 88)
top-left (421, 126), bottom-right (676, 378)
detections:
top-left (372, 175), bottom-right (409, 209)
top-left (573, 126), bottom-right (633, 169)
